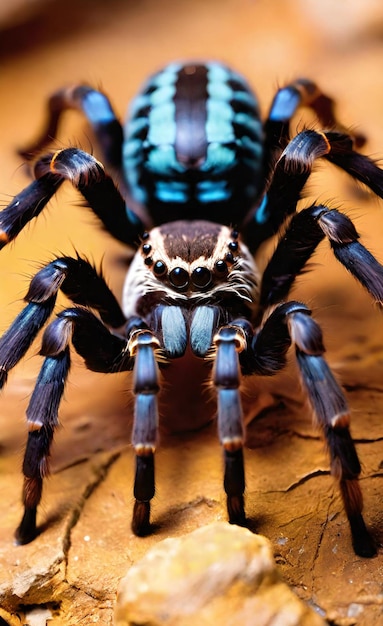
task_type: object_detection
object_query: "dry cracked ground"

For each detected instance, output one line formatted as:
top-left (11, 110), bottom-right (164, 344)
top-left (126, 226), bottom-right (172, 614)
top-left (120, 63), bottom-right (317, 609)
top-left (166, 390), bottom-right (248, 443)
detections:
top-left (0, 0), bottom-right (383, 624)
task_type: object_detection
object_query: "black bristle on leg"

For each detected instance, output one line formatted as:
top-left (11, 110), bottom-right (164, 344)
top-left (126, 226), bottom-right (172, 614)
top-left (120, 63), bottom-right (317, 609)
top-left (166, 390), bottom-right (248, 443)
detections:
top-left (325, 425), bottom-right (361, 478)
top-left (224, 448), bottom-right (246, 526)
top-left (132, 500), bottom-right (151, 537)
top-left (15, 471), bottom-right (44, 545)
top-left (15, 506), bottom-right (38, 545)
top-left (227, 494), bottom-right (246, 527)
top-left (326, 426), bottom-right (377, 557)
top-left (133, 452), bottom-right (155, 502)
top-left (132, 453), bottom-right (155, 536)
top-left (348, 510), bottom-right (377, 558)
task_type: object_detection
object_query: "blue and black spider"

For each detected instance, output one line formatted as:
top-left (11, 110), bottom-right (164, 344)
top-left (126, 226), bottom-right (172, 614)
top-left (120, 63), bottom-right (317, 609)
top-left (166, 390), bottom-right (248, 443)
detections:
top-left (1, 61), bottom-right (383, 556)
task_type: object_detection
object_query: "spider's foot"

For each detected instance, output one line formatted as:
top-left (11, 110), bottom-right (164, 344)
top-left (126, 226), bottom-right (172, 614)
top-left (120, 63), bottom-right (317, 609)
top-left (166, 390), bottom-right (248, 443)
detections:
top-left (15, 507), bottom-right (38, 545)
top-left (227, 494), bottom-right (247, 527)
top-left (349, 513), bottom-right (377, 558)
top-left (132, 500), bottom-right (152, 536)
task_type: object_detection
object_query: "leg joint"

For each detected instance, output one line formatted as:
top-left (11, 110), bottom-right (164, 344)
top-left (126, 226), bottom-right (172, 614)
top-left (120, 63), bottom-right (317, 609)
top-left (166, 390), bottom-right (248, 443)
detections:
top-left (35, 148), bottom-right (105, 189)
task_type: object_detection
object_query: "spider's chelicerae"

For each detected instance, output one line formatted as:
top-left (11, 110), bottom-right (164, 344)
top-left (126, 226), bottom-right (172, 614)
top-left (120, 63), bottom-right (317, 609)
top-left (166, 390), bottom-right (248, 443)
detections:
top-left (1, 61), bottom-right (383, 556)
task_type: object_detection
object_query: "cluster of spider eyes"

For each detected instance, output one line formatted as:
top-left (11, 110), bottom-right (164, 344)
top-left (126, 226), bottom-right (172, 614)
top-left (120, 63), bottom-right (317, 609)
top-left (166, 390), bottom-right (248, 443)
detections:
top-left (141, 230), bottom-right (239, 291)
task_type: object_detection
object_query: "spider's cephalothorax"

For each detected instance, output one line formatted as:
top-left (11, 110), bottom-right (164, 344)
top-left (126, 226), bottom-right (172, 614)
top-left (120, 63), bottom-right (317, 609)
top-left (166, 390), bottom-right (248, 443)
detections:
top-left (124, 220), bottom-right (259, 316)
top-left (1, 61), bottom-right (383, 557)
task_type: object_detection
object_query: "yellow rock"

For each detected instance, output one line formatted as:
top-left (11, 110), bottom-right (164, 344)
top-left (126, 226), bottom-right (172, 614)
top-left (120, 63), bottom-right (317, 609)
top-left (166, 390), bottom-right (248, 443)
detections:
top-left (115, 523), bottom-right (326, 626)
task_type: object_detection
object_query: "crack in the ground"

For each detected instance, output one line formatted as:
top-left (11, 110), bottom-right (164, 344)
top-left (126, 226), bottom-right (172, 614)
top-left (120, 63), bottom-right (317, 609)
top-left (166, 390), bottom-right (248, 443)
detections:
top-left (69, 582), bottom-right (114, 603)
top-left (61, 451), bottom-right (121, 568)
top-left (343, 383), bottom-right (383, 394)
top-left (353, 436), bottom-right (383, 444)
top-left (288, 429), bottom-right (321, 441)
top-left (266, 469), bottom-right (330, 494)
top-left (277, 510), bottom-right (317, 529)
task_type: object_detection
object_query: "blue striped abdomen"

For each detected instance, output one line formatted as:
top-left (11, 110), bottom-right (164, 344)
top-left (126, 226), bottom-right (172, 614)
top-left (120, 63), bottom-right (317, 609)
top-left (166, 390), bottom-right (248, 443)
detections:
top-left (123, 61), bottom-right (264, 225)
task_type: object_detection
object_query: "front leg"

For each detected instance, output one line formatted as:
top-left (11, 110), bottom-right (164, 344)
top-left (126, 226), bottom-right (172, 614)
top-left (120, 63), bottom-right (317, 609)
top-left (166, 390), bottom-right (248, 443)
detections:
top-left (213, 324), bottom-right (248, 526)
top-left (212, 312), bottom-right (293, 527)
top-left (65, 311), bottom-right (161, 535)
top-left (54, 313), bottom-right (161, 536)
top-left (129, 330), bottom-right (161, 536)
top-left (60, 311), bottom-right (162, 536)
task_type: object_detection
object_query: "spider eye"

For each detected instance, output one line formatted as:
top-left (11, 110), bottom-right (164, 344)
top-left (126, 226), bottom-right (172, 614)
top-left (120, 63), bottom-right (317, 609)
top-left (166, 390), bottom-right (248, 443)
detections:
top-left (191, 266), bottom-right (212, 288)
top-left (169, 267), bottom-right (189, 289)
top-left (142, 243), bottom-right (152, 255)
top-left (153, 260), bottom-right (167, 277)
top-left (215, 260), bottom-right (228, 275)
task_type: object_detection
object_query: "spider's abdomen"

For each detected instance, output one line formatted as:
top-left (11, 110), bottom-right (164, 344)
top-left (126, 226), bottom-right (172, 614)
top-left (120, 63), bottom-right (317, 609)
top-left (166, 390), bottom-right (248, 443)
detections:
top-left (123, 61), bottom-right (264, 225)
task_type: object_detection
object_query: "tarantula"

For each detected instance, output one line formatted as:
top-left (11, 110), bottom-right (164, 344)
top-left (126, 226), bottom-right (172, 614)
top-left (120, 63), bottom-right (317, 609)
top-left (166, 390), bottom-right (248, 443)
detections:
top-left (1, 61), bottom-right (383, 557)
